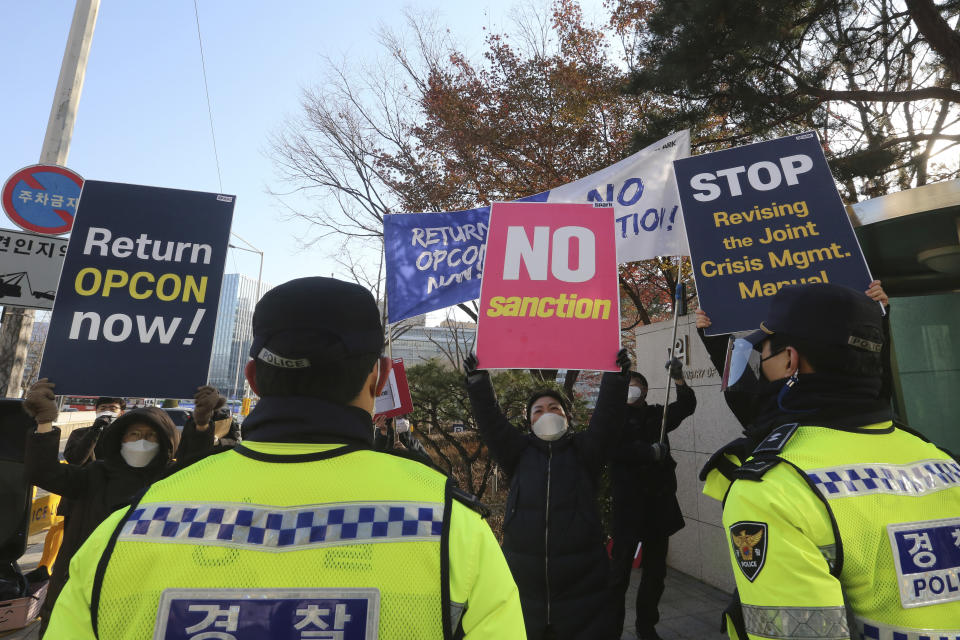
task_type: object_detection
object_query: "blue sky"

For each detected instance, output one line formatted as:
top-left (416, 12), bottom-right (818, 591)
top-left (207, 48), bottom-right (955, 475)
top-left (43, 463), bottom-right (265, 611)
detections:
top-left (0, 1), bottom-right (605, 291)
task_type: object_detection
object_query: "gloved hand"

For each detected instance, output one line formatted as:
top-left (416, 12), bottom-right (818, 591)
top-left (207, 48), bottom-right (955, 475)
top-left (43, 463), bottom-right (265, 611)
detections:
top-left (650, 441), bottom-right (669, 463)
top-left (24, 378), bottom-right (58, 424)
top-left (193, 385), bottom-right (227, 426)
top-left (463, 353), bottom-right (478, 376)
top-left (616, 348), bottom-right (632, 375)
top-left (666, 357), bottom-right (683, 380)
top-left (463, 353), bottom-right (486, 383)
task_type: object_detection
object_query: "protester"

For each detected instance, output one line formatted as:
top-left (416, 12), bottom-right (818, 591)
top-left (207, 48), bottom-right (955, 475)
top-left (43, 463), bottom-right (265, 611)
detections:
top-left (62, 396), bottom-right (126, 465)
top-left (373, 414), bottom-right (433, 467)
top-left (58, 396), bottom-right (128, 559)
top-left (464, 348), bottom-right (630, 640)
top-left (47, 277), bottom-right (525, 639)
top-left (701, 283), bottom-right (960, 638)
top-left (174, 386), bottom-right (241, 461)
top-left (22, 382), bottom-right (182, 637)
top-left (607, 359), bottom-right (696, 640)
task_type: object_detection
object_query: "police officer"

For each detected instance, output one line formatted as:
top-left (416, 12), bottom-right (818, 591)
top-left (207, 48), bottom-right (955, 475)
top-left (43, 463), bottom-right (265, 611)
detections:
top-left (47, 277), bottom-right (525, 639)
top-left (705, 283), bottom-right (960, 639)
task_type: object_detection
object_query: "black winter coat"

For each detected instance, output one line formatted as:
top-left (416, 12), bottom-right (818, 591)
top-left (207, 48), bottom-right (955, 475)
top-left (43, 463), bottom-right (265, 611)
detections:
top-left (608, 383), bottom-right (696, 539)
top-left (467, 371), bottom-right (627, 640)
top-left (24, 408), bottom-right (186, 623)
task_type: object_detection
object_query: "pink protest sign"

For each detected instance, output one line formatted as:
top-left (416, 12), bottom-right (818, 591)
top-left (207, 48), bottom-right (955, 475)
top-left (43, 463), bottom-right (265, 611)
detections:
top-left (476, 202), bottom-right (620, 371)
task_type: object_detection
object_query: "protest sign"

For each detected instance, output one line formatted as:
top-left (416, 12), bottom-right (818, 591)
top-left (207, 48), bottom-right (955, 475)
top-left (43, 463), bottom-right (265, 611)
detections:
top-left (674, 131), bottom-right (872, 335)
top-left (0, 228), bottom-right (68, 309)
top-left (384, 208), bottom-right (488, 324)
top-left (374, 358), bottom-right (413, 419)
top-left (39, 181), bottom-right (235, 397)
top-left (384, 130), bottom-right (689, 324)
top-left (476, 202), bottom-right (620, 371)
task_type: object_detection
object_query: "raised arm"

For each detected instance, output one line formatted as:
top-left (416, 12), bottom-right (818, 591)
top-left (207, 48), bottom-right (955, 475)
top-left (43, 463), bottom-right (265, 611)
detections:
top-left (663, 358), bottom-right (696, 434)
top-left (23, 379), bottom-right (91, 499)
top-left (463, 353), bottom-right (528, 475)
top-left (63, 423), bottom-right (104, 465)
top-left (581, 349), bottom-right (631, 468)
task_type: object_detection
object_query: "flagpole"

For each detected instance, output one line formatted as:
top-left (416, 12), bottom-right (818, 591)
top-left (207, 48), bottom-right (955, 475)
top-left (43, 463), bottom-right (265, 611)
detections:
top-left (659, 257), bottom-right (683, 445)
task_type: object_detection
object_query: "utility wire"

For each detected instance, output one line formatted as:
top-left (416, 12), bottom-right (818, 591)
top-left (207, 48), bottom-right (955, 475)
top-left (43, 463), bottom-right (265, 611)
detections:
top-left (193, 0), bottom-right (223, 193)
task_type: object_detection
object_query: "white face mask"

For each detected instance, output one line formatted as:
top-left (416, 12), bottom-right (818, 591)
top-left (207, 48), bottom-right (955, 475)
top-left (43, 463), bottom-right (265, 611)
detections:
top-left (627, 386), bottom-right (646, 404)
top-left (395, 419), bottom-right (410, 433)
top-left (96, 410), bottom-right (119, 422)
top-left (531, 412), bottom-right (568, 441)
top-left (121, 440), bottom-right (160, 468)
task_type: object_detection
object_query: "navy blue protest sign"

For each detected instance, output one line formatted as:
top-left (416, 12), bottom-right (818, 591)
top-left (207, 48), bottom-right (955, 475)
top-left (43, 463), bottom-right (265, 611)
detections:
top-left (384, 208), bottom-right (489, 323)
top-left (674, 131), bottom-right (872, 335)
top-left (39, 181), bottom-right (234, 397)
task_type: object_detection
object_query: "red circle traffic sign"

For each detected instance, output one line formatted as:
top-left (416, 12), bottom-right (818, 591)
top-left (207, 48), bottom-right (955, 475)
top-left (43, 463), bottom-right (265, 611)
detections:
top-left (2, 164), bottom-right (84, 235)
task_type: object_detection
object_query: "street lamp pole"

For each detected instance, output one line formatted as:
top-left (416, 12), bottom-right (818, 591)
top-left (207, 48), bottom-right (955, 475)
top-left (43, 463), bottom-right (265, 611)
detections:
top-left (227, 235), bottom-right (263, 403)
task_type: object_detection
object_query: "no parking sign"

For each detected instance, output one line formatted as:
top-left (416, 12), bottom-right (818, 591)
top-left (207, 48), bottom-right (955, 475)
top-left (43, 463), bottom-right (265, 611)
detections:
top-left (2, 164), bottom-right (83, 235)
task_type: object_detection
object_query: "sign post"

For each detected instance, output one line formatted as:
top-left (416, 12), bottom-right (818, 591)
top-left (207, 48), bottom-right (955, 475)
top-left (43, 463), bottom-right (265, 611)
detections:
top-left (674, 131), bottom-right (873, 335)
top-left (475, 202), bottom-right (620, 371)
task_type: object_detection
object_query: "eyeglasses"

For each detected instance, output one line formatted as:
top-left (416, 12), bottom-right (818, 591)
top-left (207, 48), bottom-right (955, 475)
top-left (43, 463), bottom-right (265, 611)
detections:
top-left (122, 428), bottom-right (158, 442)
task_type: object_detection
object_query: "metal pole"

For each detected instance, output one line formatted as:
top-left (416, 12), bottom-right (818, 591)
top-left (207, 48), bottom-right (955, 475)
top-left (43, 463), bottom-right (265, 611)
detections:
top-left (658, 266), bottom-right (683, 445)
top-left (0, 0), bottom-right (100, 397)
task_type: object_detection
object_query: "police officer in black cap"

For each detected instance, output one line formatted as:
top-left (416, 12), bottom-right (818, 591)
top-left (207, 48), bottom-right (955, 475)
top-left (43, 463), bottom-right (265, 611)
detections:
top-left (47, 277), bottom-right (526, 639)
top-left (701, 282), bottom-right (960, 639)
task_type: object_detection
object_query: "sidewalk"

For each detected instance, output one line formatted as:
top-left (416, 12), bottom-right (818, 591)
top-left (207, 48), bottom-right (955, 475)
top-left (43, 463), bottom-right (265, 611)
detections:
top-left (620, 568), bottom-right (729, 639)
top-left (3, 546), bottom-right (730, 640)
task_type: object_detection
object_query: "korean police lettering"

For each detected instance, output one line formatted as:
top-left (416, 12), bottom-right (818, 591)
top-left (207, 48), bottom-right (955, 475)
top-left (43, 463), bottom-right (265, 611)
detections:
top-left (690, 154), bottom-right (814, 202)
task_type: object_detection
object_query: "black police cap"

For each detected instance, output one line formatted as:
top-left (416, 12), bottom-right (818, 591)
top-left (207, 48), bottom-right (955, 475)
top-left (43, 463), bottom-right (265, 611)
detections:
top-left (249, 277), bottom-right (384, 369)
top-left (743, 283), bottom-right (883, 352)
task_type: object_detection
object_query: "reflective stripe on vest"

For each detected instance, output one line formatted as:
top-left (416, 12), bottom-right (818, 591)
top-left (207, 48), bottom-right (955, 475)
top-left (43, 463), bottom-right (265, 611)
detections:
top-left (741, 604), bottom-right (848, 639)
top-left (119, 501), bottom-right (444, 551)
top-left (807, 459), bottom-right (960, 499)
top-left (855, 615), bottom-right (960, 640)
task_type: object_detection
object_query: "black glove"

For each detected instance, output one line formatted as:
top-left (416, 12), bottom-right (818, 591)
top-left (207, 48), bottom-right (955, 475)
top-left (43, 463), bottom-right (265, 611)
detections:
top-left (91, 414), bottom-right (114, 430)
top-left (463, 353), bottom-right (478, 376)
top-left (616, 348), bottom-right (631, 375)
top-left (666, 357), bottom-right (683, 380)
top-left (463, 353), bottom-right (486, 383)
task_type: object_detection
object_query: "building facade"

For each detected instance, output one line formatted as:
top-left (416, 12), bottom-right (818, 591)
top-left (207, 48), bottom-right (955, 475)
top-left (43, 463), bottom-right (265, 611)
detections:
top-left (208, 273), bottom-right (271, 399)
top-left (388, 322), bottom-right (476, 368)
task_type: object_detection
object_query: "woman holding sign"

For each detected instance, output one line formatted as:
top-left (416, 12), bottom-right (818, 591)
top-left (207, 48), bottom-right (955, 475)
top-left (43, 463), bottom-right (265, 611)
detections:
top-left (464, 349), bottom-right (631, 640)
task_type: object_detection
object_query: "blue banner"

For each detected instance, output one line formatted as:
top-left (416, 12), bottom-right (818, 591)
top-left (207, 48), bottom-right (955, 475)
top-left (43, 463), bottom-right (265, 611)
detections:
top-left (39, 181), bottom-right (234, 398)
top-left (674, 131), bottom-right (872, 335)
top-left (384, 208), bottom-right (489, 323)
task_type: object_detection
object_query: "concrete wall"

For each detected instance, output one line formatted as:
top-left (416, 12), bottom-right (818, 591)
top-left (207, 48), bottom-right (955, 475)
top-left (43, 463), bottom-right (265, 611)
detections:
top-left (634, 315), bottom-right (740, 593)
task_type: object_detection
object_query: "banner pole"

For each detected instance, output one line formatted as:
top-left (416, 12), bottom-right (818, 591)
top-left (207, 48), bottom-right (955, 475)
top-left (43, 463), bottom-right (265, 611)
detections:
top-left (658, 258), bottom-right (683, 445)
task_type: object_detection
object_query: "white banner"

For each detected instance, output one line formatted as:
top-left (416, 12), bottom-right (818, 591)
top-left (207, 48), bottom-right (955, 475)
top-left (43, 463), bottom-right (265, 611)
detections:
top-left (544, 129), bottom-right (689, 261)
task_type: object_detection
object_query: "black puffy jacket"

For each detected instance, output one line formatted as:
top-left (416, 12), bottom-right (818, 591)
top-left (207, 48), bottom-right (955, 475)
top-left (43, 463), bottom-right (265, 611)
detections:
top-left (467, 371), bottom-right (627, 640)
top-left (25, 408), bottom-right (186, 628)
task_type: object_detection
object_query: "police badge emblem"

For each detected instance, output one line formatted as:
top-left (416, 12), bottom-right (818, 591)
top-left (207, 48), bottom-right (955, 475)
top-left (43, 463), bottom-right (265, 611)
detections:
top-left (729, 521), bottom-right (768, 582)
